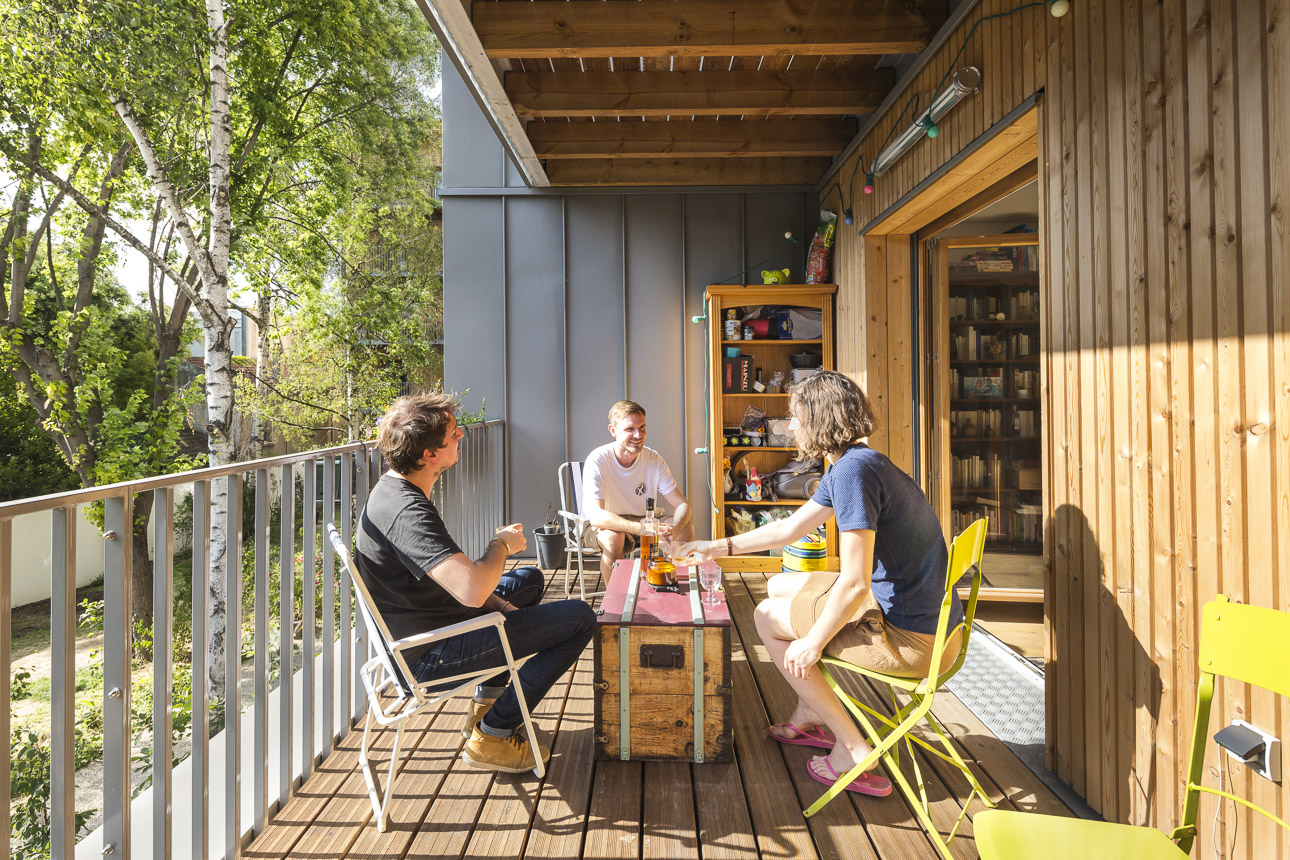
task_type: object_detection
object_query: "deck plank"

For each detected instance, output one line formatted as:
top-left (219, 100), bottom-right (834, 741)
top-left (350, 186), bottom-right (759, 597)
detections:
top-left (342, 699), bottom-right (467, 857)
top-left (464, 663), bottom-right (582, 859)
top-left (283, 709), bottom-right (433, 859)
top-left (243, 727), bottom-right (365, 858)
top-left (726, 575), bottom-right (879, 860)
top-left (243, 570), bottom-right (1072, 860)
top-left (642, 762), bottom-right (698, 858)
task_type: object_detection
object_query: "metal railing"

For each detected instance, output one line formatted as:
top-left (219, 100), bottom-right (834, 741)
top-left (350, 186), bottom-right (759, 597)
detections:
top-left (0, 420), bottom-right (504, 859)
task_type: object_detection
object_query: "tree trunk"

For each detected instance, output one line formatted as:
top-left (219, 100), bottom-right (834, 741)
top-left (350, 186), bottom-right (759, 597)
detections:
top-left (203, 0), bottom-right (236, 702)
top-left (130, 492), bottom-right (155, 640)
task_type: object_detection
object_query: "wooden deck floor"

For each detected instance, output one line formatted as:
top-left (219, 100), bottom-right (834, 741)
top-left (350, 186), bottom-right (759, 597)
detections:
top-left (246, 566), bottom-right (1072, 860)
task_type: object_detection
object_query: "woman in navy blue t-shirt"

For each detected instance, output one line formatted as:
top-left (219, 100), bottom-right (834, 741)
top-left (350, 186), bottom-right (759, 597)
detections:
top-left (677, 371), bottom-right (961, 799)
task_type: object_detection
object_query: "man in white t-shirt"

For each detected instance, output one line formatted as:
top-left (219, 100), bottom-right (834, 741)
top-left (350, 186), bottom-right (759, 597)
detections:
top-left (582, 400), bottom-right (694, 583)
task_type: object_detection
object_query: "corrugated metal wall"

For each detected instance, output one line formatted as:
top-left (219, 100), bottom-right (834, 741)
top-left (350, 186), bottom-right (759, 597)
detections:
top-left (823, 1), bottom-right (1289, 856)
top-left (441, 65), bottom-right (817, 546)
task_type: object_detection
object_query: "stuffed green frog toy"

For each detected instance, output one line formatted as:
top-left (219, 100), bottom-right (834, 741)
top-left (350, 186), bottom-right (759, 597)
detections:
top-left (760, 268), bottom-right (791, 285)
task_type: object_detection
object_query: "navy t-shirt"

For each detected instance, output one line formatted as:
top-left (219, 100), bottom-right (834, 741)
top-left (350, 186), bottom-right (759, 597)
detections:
top-left (355, 472), bottom-right (479, 661)
top-left (812, 444), bottom-right (961, 635)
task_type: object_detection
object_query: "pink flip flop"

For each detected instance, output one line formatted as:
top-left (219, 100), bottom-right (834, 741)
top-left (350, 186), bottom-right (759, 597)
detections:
top-left (807, 755), bottom-right (893, 797)
top-left (767, 723), bottom-right (836, 749)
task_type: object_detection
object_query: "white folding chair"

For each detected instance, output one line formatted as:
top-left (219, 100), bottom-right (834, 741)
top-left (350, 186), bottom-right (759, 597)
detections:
top-left (326, 523), bottom-right (545, 832)
top-left (556, 460), bottom-right (607, 600)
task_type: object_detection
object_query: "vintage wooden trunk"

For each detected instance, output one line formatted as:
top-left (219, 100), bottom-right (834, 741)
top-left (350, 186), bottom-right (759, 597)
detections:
top-left (593, 559), bottom-right (733, 763)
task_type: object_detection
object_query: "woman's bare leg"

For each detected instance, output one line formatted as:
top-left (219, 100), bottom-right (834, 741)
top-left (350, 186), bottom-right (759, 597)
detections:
top-left (755, 595), bottom-right (877, 775)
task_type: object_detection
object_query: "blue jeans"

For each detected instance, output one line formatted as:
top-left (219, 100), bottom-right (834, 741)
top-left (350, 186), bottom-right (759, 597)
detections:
top-left (411, 566), bottom-right (596, 736)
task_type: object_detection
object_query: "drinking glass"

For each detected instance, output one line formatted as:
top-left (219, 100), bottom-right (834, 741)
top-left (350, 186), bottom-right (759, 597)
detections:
top-left (698, 565), bottom-right (723, 606)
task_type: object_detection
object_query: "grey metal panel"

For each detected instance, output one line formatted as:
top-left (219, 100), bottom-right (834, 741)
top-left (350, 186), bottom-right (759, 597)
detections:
top-left (441, 62), bottom-right (505, 189)
top-left (503, 195), bottom-right (566, 533)
top-left (683, 195), bottom-right (746, 538)
top-left (443, 186), bottom-right (819, 550)
top-left (623, 195), bottom-right (688, 496)
top-left (743, 192), bottom-right (810, 284)
top-left (504, 149), bottom-right (525, 188)
top-left (443, 197), bottom-right (507, 420)
top-left (565, 194), bottom-right (626, 463)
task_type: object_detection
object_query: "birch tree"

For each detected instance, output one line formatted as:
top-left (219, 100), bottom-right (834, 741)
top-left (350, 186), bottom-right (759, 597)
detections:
top-left (1, 0), bottom-right (441, 696)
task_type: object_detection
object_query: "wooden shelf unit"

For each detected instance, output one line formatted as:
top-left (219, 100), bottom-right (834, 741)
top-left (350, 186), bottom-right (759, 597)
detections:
top-left (704, 284), bottom-right (837, 571)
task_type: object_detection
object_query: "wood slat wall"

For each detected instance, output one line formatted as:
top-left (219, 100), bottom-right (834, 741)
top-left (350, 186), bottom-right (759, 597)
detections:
top-left (826, 2), bottom-right (1289, 855)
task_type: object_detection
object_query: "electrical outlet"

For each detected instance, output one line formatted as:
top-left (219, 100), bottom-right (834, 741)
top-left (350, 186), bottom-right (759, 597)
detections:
top-left (1220, 720), bottom-right (1281, 783)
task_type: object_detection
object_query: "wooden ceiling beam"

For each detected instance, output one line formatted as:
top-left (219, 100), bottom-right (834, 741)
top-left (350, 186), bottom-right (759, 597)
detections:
top-left (507, 69), bottom-right (892, 117)
top-left (543, 156), bottom-right (832, 186)
top-left (529, 118), bottom-right (859, 158)
top-left (474, 0), bottom-right (939, 58)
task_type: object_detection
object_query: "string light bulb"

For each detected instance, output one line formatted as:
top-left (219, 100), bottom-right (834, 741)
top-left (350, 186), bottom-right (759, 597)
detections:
top-left (1049, 0), bottom-right (1070, 16)
top-left (923, 117), bottom-right (940, 138)
top-left (863, 172), bottom-right (875, 194)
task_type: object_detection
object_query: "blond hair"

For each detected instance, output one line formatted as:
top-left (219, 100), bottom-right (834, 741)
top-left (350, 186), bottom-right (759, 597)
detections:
top-left (608, 400), bottom-right (646, 425)
top-left (789, 371), bottom-right (877, 459)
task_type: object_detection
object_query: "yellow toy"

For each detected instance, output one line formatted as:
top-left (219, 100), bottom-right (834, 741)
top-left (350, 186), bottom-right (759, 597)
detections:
top-left (760, 268), bottom-right (791, 284)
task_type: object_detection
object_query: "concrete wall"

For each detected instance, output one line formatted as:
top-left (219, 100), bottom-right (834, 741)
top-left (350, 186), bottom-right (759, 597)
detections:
top-left (441, 64), bottom-right (820, 544)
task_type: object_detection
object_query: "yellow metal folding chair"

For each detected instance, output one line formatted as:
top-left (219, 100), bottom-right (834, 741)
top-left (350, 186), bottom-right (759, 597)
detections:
top-left (804, 518), bottom-right (993, 860)
top-left (975, 594), bottom-right (1290, 858)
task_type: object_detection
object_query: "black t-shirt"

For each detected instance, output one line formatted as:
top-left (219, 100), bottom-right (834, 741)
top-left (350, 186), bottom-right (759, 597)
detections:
top-left (354, 472), bottom-right (479, 660)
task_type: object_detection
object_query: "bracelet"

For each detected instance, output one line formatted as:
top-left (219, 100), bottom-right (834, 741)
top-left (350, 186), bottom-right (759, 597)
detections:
top-left (489, 537), bottom-right (510, 557)
top-left (725, 536), bottom-right (734, 557)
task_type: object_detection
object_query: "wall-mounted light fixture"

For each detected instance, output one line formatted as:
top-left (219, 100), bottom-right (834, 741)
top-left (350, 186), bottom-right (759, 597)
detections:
top-left (871, 66), bottom-right (982, 178)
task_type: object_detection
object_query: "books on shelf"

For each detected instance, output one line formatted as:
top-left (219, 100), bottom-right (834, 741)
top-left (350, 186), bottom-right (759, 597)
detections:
top-left (948, 243), bottom-right (1039, 273)
top-left (951, 452), bottom-right (1002, 489)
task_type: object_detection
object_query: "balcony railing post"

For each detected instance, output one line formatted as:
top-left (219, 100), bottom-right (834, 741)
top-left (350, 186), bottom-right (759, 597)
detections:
top-left (301, 461), bottom-right (317, 778)
top-left (102, 493), bottom-right (134, 860)
top-left (253, 468), bottom-right (270, 832)
top-left (224, 473), bottom-right (242, 859)
top-left (352, 450), bottom-right (369, 710)
top-left (51, 507), bottom-right (76, 860)
top-left (278, 462), bottom-right (296, 809)
top-left (152, 487), bottom-right (175, 858)
top-left (321, 459), bottom-right (336, 749)
top-left (339, 452), bottom-right (354, 726)
top-left (191, 480), bottom-right (211, 860)
top-left (1, 517), bottom-right (13, 860)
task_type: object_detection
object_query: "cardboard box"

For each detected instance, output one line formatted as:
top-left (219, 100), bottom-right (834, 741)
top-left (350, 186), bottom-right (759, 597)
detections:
top-left (722, 356), bottom-right (752, 392)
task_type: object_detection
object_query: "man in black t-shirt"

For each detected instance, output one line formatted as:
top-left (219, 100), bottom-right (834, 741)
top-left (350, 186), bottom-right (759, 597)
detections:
top-left (356, 393), bottom-right (596, 773)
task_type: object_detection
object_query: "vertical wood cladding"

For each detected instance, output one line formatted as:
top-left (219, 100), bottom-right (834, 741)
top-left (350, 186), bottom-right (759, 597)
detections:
top-left (830, 2), bottom-right (1289, 853)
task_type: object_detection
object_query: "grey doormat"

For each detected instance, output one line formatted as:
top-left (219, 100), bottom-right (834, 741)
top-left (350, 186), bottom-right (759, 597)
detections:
top-left (945, 625), bottom-right (1100, 819)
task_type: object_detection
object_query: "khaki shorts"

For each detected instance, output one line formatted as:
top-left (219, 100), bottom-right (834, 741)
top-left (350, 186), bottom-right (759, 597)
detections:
top-left (587, 513), bottom-right (675, 555)
top-left (787, 572), bottom-right (961, 679)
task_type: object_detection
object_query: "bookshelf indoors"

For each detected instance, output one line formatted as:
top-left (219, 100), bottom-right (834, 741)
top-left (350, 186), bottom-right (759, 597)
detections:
top-left (939, 233), bottom-right (1042, 577)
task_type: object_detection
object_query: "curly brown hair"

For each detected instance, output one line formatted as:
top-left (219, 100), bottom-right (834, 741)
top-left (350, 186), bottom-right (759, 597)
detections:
top-left (376, 392), bottom-right (458, 473)
top-left (789, 371), bottom-right (877, 460)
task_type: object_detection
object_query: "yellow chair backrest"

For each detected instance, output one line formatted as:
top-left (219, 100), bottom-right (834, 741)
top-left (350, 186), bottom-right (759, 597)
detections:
top-left (945, 518), bottom-right (988, 594)
top-left (1200, 595), bottom-right (1290, 697)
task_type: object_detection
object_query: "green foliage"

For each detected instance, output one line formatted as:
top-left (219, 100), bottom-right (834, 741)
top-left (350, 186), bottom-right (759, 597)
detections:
top-left (10, 667), bottom-right (34, 700)
top-left (9, 728), bottom-right (97, 858)
top-left (0, 375), bottom-right (79, 502)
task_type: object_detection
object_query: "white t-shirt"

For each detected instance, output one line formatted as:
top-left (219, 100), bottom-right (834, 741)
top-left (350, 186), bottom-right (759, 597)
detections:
top-left (582, 444), bottom-right (679, 518)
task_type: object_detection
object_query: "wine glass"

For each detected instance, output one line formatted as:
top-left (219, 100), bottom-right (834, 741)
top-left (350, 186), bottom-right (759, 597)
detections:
top-left (698, 565), bottom-right (723, 606)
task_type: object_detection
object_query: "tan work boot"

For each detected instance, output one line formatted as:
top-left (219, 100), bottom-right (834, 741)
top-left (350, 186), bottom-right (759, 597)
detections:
top-left (460, 699), bottom-right (494, 739)
top-left (461, 725), bottom-right (551, 773)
